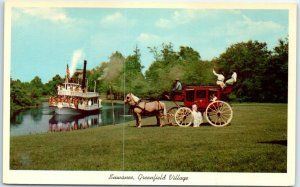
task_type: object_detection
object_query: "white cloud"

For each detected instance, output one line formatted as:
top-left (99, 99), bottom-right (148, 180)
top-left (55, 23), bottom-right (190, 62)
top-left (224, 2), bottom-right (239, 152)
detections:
top-left (155, 9), bottom-right (236, 29)
top-left (155, 10), bottom-right (198, 29)
top-left (101, 12), bottom-right (135, 27)
top-left (17, 8), bottom-right (74, 23)
top-left (155, 18), bottom-right (173, 29)
top-left (137, 33), bottom-right (160, 46)
top-left (12, 7), bottom-right (86, 39)
top-left (102, 12), bottom-right (124, 23)
top-left (173, 10), bottom-right (198, 24)
top-left (226, 15), bottom-right (283, 36)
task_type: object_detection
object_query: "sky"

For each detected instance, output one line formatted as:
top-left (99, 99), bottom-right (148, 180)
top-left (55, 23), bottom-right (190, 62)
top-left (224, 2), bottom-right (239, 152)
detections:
top-left (11, 7), bottom-right (288, 83)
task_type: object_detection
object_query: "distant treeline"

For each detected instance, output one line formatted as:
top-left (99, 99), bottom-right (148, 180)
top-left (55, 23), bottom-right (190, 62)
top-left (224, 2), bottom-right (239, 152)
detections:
top-left (10, 38), bottom-right (288, 113)
top-left (10, 75), bottom-right (64, 113)
top-left (89, 38), bottom-right (288, 102)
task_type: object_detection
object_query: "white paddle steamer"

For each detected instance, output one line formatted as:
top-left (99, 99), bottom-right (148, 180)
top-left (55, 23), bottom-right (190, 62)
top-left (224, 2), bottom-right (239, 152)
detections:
top-left (49, 60), bottom-right (102, 115)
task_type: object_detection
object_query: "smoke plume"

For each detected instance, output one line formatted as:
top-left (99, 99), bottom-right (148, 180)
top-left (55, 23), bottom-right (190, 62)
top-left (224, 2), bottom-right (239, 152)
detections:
top-left (99, 54), bottom-right (124, 81)
top-left (70, 49), bottom-right (84, 76)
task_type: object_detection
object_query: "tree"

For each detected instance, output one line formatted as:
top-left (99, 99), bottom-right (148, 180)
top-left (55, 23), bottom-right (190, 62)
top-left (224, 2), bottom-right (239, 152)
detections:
top-left (91, 51), bottom-right (126, 98)
top-left (262, 38), bottom-right (288, 102)
top-left (145, 43), bottom-right (180, 98)
top-left (122, 46), bottom-right (147, 97)
top-left (177, 46), bottom-right (215, 86)
top-left (44, 74), bottom-right (64, 95)
top-left (11, 79), bottom-right (30, 107)
top-left (183, 60), bottom-right (215, 86)
top-left (213, 40), bottom-right (271, 101)
top-left (145, 43), bottom-right (215, 98)
top-left (30, 76), bottom-right (43, 88)
top-left (178, 46), bottom-right (201, 63)
top-left (11, 77), bottom-right (43, 113)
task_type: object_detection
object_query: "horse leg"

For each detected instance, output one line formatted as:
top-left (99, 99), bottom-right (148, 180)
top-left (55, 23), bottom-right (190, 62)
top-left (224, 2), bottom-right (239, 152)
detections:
top-left (156, 113), bottom-right (160, 126)
top-left (134, 113), bottom-right (139, 127)
top-left (157, 112), bottom-right (164, 127)
top-left (137, 113), bottom-right (142, 128)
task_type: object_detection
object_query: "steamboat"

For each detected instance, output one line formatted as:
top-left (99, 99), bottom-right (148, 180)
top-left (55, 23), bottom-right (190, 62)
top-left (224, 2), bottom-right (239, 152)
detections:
top-left (49, 60), bottom-right (102, 115)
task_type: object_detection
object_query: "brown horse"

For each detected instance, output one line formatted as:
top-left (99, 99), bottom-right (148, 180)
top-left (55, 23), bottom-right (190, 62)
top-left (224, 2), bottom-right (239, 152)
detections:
top-left (124, 93), bottom-right (166, 128)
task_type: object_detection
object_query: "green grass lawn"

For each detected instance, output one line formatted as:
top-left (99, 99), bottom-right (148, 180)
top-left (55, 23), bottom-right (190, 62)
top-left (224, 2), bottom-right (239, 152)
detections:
top-left (10, 103), bottom-right (287, 172)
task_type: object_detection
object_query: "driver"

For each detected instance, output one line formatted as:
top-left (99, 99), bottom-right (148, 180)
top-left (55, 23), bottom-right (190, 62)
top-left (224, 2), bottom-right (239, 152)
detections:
top-left (165, 78), bottom-right (182, 100)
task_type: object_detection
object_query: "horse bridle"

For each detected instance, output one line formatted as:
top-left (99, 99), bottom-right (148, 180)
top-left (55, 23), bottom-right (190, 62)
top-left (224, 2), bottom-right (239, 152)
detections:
top-left (127, 94), bottom-right (140, 106)
top-left (128, 94), bottom-right (145, 111)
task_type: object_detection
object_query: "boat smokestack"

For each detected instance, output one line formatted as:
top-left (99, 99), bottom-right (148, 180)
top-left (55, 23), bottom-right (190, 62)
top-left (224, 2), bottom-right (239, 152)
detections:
top-left (82, 60), bottom-right (87, 90)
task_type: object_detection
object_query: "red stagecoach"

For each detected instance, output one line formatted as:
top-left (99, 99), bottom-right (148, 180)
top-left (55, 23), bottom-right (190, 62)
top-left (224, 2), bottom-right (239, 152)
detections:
top-left (167, 85), bottom-right (233, 127)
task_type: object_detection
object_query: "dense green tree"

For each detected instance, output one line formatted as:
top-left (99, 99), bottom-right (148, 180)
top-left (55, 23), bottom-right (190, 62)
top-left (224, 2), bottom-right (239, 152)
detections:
top-left (183, 60), bottom-right (215, 86)
top-left (30, 76), bottom-right (44, 97)
top-left (121, 46), bottom-right (147, 96)
top-left (145, 43), bottom-right (214, 98)
top-left (11, 79), bottom-right (31, 108)
top-left (213, 40), bottom-right (271, 101)
top-left (11, 75), bottom-right (65, 114)
top-left (177, 46), bottom-right (214, 86)
top-left (87, 65), bottom-right (104, 93)
top-left (11, 78), bottom-right (41, 114)
top-left (262, 38), bottom-right (288, 102)
top-left (30, 76), bottom-right (43, 87)
top-left (145, 43), bottom-right (180, 97)
top-left (178, 46), bottom-right (201, 63)
top-left (44, 74), bottom-right (64, 95)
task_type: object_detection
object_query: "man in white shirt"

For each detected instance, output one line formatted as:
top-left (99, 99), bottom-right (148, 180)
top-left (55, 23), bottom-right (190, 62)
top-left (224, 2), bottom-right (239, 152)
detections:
top-left (213, 69), bottom-right (225, 88)
top-left (172, 78), bottom-right (182, 92)
top-left (225, 72), bottom-right (237, 85)
top-left (192, 104), bottom-right (202, 127)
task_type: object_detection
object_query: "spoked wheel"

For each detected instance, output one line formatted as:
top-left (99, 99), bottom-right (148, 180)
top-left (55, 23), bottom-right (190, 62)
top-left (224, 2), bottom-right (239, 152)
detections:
top-left (205, 101), bottom-right (233, 127)
top-left (167, 107), bottom-right (179, 126)
top-left (175, 107), bottom-right (194, 127)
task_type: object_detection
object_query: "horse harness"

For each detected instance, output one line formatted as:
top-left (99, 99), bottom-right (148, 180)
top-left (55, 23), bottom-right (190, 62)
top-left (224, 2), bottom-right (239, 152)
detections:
top-left (130, 99), bottom-right (163, 114)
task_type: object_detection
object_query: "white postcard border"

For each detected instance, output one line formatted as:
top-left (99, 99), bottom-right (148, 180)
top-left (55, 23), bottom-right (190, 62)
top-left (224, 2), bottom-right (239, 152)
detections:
top-left (3, 1), bottom-right (297, 186)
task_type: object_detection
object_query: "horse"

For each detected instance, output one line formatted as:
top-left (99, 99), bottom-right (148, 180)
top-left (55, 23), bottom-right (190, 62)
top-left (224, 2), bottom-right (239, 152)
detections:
top-left (124, 93), bottom-right (167, 128)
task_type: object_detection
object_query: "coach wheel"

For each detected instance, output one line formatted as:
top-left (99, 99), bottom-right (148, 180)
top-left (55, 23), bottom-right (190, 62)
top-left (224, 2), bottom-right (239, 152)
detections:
top-left (175, 107), bottom-right (193, 127)
top-left (205, 101), bottom-right (233, 127)
top-left (167, 107), bottom-right (179, 126)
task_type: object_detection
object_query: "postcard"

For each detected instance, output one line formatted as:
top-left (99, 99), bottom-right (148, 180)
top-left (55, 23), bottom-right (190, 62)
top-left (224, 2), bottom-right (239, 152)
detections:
top-left (3, 1), bottom-right (297, 186)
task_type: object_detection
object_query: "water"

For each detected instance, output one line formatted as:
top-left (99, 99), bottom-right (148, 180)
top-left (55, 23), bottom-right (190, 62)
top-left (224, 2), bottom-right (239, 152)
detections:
top-left (10, 102), bottom-right (134, 136)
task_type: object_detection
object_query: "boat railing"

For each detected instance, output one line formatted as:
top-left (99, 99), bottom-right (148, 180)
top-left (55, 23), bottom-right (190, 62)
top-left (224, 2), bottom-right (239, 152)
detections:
top-left (58, 90), bottom-right (99, 97)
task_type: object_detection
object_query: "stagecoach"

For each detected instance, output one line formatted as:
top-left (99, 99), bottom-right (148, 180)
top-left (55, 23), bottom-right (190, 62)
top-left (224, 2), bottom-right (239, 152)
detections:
top-left (167, 85), bottom-right (233, 127)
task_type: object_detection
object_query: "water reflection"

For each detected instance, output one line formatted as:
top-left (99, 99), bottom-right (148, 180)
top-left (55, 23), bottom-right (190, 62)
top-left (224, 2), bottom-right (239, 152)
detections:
top-left (10, 102), bottom-right (133, 136)
top-left (48, 114), bottom-right (101, 132)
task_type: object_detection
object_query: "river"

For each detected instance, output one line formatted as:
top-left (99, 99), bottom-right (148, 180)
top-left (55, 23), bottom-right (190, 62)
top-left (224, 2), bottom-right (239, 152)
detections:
top-left (10, 102), bottom-right (134, 136)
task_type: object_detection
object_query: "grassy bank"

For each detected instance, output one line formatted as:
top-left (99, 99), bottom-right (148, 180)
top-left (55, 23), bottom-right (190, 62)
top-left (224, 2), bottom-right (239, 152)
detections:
top-left (10, 103), bottom-right (287, 172)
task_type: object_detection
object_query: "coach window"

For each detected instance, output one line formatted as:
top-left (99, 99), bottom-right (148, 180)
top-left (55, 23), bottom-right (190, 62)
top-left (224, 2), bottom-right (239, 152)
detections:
top-left (196, 90), bottom-right (206, 99)
top-left (186, 90), bottom-right (195, 102)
